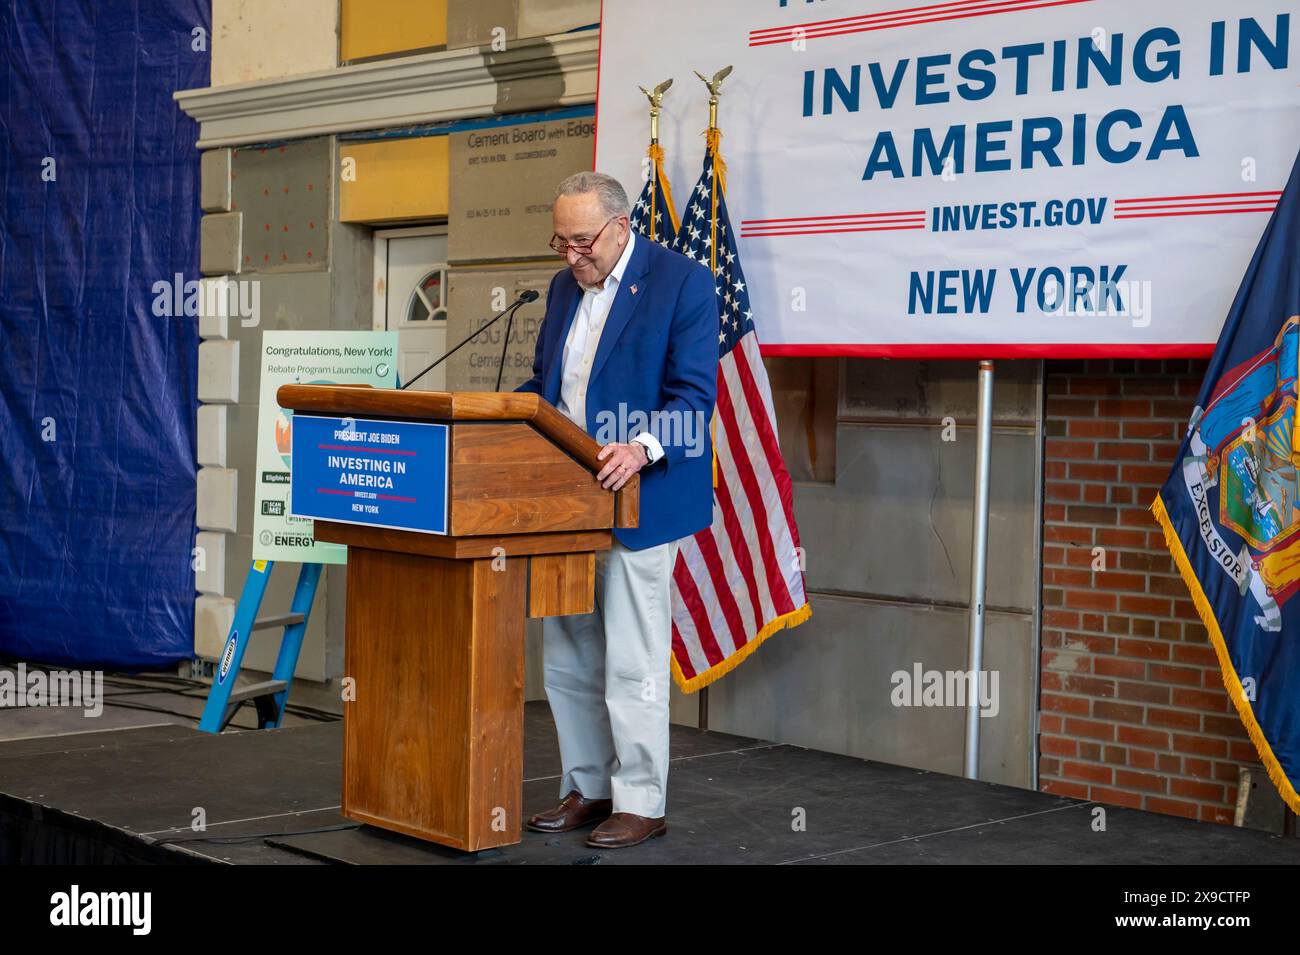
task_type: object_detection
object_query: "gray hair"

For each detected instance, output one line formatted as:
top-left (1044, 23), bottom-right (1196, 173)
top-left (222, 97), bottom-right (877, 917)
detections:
top-left (556, 171), bottom-right (630, 218)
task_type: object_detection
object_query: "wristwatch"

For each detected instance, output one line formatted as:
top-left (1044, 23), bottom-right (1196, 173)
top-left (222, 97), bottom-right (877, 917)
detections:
top-left (632, 437), bottom-right (657, 466)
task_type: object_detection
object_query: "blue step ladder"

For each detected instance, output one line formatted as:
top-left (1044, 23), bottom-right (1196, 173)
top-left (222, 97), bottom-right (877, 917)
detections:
top-left (198, 560), bottom-right (323, 734)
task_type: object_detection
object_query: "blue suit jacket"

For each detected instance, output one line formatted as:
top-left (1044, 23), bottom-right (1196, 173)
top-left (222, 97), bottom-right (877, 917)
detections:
top-left (516, 237), bottom-right (720, 550)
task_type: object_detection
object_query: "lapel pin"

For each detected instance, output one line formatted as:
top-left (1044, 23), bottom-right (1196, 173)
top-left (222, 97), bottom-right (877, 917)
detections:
top-left (630, 283), bottom-right (639, 295)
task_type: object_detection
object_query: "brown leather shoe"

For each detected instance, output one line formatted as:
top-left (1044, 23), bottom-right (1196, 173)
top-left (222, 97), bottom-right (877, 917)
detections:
top-left (586, 812), bottom-right (667, 848)
top-left (526, 790), bottom-right (613, 833)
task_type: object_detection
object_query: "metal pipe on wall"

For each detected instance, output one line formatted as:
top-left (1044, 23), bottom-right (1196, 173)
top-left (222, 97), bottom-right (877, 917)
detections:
top-left (964, 359), bottom-right (995, 779)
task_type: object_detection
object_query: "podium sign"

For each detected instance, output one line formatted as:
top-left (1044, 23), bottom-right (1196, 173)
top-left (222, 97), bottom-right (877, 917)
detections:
top-left (289, 414), bottom-right (449, 535)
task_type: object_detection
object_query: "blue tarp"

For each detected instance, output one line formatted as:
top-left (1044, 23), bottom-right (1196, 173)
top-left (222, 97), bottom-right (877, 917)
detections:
top-left (0, 0), bottom-right (208, 667)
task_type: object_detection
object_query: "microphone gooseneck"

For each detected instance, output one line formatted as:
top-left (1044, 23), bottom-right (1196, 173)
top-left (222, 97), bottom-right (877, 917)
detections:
top-left (399, 291), bottom-right (538, 391)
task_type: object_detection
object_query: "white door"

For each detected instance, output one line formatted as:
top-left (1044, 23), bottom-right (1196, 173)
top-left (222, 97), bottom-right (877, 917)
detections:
top-left (376, 229), bottom-right (449, 391)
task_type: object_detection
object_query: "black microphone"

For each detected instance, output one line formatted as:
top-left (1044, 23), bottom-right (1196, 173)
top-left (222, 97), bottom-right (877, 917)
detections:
top-left (494, 310), bottom-right (515, 391)
top-left (400, 290), bottom-right (539, 391)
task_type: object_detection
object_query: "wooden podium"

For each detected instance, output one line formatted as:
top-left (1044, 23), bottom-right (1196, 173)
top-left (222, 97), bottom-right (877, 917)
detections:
top-left (275, 385), bottom-right (638, 851)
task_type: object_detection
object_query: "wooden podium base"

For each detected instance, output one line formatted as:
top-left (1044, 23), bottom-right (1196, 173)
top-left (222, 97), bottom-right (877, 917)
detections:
top-left (341, 546), bottom-right (525, 850)
top-left (320, 523), bottom-right (607, 852)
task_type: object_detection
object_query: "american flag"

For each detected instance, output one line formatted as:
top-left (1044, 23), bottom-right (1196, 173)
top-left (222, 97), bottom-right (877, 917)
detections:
top-left (629, 143), bottom-right (679, 246)
top-left (657, 131), bottom-right (810, 692)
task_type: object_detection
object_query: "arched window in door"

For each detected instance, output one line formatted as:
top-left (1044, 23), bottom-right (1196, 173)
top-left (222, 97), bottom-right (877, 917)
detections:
top-left (407, 268), bottom-right (447, 324)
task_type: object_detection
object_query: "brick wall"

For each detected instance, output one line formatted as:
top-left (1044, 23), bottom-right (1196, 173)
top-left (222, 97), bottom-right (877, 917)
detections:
top-left (1039, 358), bottom-right (1262, 825)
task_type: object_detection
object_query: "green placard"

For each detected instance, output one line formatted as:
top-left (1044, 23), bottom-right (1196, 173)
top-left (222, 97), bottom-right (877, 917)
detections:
top-left (252, 330), bottom-right (399, 564)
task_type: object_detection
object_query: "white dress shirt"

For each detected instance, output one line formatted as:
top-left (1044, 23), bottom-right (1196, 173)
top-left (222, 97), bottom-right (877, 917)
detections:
top-left (557, 230), bottom-right (664, 465)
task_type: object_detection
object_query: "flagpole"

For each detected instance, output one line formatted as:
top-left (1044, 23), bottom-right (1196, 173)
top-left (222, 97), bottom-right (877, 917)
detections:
top-left (964, 360), bottom-right (995, 779)
top-left (650, 107), bottom-right (659, 244)
top-left (694, 67), bottom-right (732, 277)
top-left (692, 66), bottom-right (732, 730)
top-left (638, 79), bottom-right (673, 243)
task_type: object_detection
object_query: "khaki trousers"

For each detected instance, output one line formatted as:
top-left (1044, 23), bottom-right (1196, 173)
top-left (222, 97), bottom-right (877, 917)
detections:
top-left (541, 536), bottom-right (677, 818)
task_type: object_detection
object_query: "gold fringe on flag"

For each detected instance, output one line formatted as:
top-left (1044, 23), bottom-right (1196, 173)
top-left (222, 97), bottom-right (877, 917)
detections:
top-left (707, 127), bottom-right (726, 275)
top-left (646, 141), bottom-right (681, 241)
top-left (1151, 492), bottom-right (1300, 814)
top-left (706, 126), bottom-right (728, 188)
top-left (671, 603), bottom-right (813, 694)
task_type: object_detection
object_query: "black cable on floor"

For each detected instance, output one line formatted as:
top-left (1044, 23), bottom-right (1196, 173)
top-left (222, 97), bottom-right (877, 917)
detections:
top-left (153, 822), bottom-right (362, 845)
top-left (96, 698), bottom-right (263, 731)
top-left (99, 674), bottom-right (342, 724)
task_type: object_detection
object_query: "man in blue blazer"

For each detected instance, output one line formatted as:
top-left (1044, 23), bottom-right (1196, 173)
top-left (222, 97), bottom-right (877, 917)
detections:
top-left (516, 171), bottom-right (719, 848)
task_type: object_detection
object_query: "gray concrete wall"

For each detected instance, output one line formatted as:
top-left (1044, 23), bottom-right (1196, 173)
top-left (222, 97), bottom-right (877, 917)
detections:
top-left (671, 359), bottom-right (1044, 788)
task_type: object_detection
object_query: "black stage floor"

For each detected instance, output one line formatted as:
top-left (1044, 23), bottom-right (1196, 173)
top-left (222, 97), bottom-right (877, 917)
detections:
top-left (2, 702), bottom-right (1298, 865)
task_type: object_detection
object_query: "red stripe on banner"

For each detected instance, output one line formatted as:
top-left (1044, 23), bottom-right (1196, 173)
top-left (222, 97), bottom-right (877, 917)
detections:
top-left (674, 553), bottom-right (725, 668)
top-left (758, 342), bottom-right (1217, 358)
top-left (741, 211), bottom-right (926, 225)
top-left (733, 343), bottom-right (804, 577)
top-left (695, 528), bottom-right (750, 653)
top-left (1113, 198), bottom-right (1282, 211)
top-left (316, 444), bottom-right (417, 455)
top-left (749, 0), bottom-right (1093, 46)
top-left (670, 619), bottom-right (698, 682)
top-left (741, 223), bottom-right (926, 237)
top-left (749, 0), bottom-right (1086, 41)
top-left (1114, 189), bottom-right (1284, 205)
top-left (750, 0), bottom-right (1018, 37)
top-left (713, 459), bottom-right (769, 635)
top-left (718, 362), bottom-right (797, 617)
top-left (1114, 207), bottom-right (1277, 220)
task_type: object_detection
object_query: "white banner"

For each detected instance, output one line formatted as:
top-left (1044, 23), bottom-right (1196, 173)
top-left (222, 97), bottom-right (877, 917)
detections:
top-left (595, 0), bottom-right (1300, 356)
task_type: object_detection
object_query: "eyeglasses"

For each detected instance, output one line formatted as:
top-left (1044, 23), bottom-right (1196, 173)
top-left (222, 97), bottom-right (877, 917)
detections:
top-left (549, 216), bottom-right (620, 256)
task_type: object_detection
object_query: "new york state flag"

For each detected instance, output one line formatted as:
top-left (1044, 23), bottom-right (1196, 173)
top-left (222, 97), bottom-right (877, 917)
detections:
top-left (1152, 149), bottom-right (1300, 814)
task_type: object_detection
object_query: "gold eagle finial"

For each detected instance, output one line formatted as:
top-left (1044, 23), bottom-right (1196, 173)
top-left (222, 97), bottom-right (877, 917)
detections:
top-left (693, 66), bottom-right (733, 100)
top-left (638, 78), bottom-right (673, 109)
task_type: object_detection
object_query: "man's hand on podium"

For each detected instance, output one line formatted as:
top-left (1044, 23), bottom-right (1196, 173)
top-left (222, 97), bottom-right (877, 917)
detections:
top-left (596, 442), bottom-right (648, 491)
